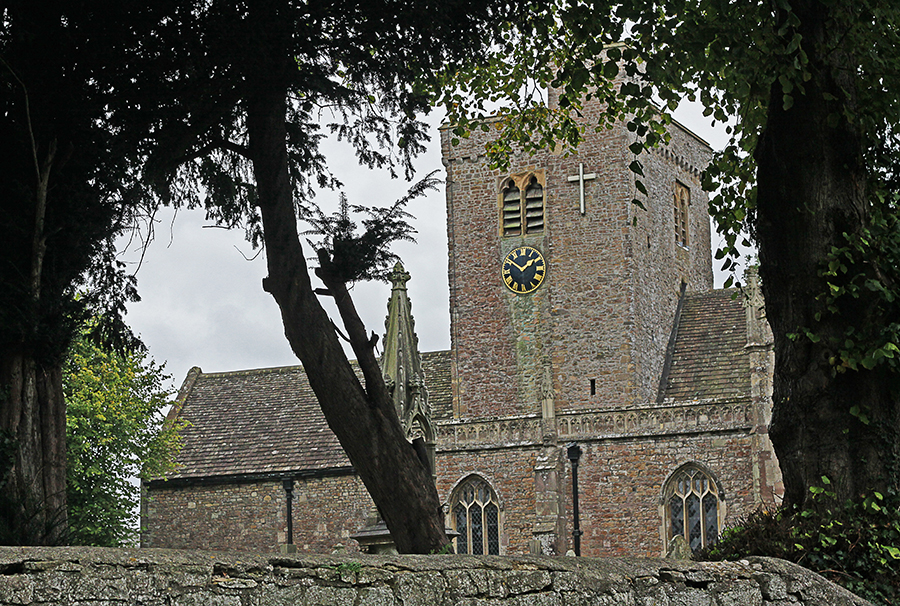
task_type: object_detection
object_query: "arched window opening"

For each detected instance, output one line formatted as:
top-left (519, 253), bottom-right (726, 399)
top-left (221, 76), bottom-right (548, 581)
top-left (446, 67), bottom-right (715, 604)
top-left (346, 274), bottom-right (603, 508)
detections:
top-left (501, 182), bottom-right (522, 236)
top-left (674, 181), bottom-right (690, 247)
top-left (451, 476), bottom-right (500, 555)
top-left (664, 464), bottom-right (721, 553)
top-left (524, 177), bottom-right (544, 234)
top-left (499, 173), bottom-right (545, 237)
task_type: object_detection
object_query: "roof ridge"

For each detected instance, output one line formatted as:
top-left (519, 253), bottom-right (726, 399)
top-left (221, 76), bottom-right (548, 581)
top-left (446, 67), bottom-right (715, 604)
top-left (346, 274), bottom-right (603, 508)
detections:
top-left (684, 288), bottom-right (740, 300)
top-left (199, 365), bottom-right (305, 378)
top-left (195, 349), bottom-right (452, 379)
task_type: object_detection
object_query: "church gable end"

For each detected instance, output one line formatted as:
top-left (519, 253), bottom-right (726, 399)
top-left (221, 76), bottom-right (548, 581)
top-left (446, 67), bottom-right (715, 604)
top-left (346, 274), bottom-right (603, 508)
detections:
top-left (142, 352), bottom-right (452, 553)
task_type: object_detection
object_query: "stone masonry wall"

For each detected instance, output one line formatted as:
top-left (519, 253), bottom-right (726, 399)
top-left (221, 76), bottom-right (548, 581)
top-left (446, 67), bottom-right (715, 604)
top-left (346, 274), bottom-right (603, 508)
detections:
top-left (437, 447), bottom-right (540, 555)
top-left (567, 431), bottom-right (759, 557)
top-left (435, 427), bottom-right (763, 558)
top-left (142, 480), bottom-right (285, 553)
top-left (628, 125), bottom-right (713, 405)
top-left (443, 118), bottom-right (639, 419)
top-left (0, 546), bottom-right (872, 606)
top-left (442, 101), bottom-right (713, 421)
top-left (143, 474), bottom-right (372, 554)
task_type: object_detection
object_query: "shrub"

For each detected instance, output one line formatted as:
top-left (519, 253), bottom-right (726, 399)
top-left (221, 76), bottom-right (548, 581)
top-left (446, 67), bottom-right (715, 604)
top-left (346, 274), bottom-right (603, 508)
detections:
top-left (699, 480), bottom-right (900, 605)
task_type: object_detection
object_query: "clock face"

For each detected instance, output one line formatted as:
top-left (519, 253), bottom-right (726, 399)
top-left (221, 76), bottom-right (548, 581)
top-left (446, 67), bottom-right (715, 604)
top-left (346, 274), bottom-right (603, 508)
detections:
top-left (501, 246), bottom-right (546, 294)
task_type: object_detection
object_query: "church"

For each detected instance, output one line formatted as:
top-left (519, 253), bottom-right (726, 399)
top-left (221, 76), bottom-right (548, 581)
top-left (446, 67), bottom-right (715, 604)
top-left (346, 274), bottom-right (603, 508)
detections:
top-left (141, 89), bottom-right (783, 557)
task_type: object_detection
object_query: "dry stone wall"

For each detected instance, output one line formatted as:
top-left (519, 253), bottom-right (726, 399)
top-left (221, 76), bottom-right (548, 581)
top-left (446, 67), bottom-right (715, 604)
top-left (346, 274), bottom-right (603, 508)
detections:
top-left (0, 547), bottom-right (871, 606)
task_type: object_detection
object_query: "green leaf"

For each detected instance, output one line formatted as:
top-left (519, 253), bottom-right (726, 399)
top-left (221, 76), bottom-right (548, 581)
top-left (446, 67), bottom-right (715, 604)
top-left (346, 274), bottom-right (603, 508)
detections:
top-left (603, 60), bottom-right (619, 80)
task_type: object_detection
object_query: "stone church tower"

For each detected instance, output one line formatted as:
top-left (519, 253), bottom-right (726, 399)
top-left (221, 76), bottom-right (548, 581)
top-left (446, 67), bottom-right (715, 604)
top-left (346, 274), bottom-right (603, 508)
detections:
top-left (142, 93), bottom-right (780, 558)
top-left (435, 93), bottom-right (779, 556)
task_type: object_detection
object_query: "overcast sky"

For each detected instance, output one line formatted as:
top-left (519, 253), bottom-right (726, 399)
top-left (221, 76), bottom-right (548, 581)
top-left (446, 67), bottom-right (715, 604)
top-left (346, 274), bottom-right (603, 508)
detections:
top-left (118, 103), bottom-right (742, 394)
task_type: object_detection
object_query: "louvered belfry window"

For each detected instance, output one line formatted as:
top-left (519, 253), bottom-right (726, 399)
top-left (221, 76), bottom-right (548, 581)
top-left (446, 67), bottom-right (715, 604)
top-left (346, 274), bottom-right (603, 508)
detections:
top-left (502, 182), bottom-right (522, 236)
top-left (452, 476), bottom-right (500, 555)
top-left (500, 173), bottom-right (545, 237)
top-left (674, 181), bottom-right (690, 247)
top-left (665, 465), bottom-right (720, 553)
top-left (524, 177), bottom-right (544, 233)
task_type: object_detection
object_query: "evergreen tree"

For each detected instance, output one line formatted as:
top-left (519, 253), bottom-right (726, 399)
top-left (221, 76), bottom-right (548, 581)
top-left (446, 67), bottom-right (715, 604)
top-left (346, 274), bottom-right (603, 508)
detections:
top-left (0, 0), bottom-right (153, 543)
top-left (126, 0), bottom-right (512, 554)
top-left (1, 0), bottom-right (509, 550)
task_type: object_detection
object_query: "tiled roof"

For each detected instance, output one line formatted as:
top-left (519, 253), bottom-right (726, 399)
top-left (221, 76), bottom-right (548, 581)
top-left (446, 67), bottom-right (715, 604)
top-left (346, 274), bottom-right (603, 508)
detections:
top-left (663, 290), bottom-right (750, 402)
top-left (163, 350), bottom-right (452, 481)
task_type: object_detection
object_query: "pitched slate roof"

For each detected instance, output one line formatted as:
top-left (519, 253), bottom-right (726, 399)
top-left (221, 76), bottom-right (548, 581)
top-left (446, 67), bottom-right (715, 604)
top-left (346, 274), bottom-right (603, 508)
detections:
top-left (162, 350), bottom-right (452, 481)
top-left (663, 290), bottom-right (750, 402)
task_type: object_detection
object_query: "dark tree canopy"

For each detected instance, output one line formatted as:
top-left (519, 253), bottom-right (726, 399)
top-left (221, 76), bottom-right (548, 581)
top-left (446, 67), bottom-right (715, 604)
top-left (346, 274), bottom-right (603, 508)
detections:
top-left (120, 0), bottom-right (514, 554)
top-left (0, 0), bottom-right (152, 543)
top-left (1, 0), bottom-right (511, 548)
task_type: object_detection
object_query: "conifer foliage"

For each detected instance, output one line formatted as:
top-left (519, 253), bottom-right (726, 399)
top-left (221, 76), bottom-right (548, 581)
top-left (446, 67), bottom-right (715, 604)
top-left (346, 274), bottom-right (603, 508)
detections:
top-left (2, 0), bottom-right (511, 550)
top-left (0, 0), bottom-right (152, 543)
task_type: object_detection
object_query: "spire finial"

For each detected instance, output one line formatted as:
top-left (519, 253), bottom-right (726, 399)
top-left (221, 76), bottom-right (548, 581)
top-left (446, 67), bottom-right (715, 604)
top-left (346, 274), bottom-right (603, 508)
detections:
top-left (389, 262), bottom-right (410, 291)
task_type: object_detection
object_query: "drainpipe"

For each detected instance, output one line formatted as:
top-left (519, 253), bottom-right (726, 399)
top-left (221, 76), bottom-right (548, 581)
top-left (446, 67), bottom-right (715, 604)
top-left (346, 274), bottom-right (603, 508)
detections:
top-left (283, 479), bottom-right (294, 546)
top-left (566, 443), bottom-right (583, 556)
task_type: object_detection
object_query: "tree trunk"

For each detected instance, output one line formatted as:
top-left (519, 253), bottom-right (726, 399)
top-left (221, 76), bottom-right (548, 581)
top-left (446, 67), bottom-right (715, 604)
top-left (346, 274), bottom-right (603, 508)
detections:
top-left (0, 350), bottom-right (67, 544)
top-left (245, 86), bottom-right (449, 554)
top-left (755, 0), bottom-right (900, 508)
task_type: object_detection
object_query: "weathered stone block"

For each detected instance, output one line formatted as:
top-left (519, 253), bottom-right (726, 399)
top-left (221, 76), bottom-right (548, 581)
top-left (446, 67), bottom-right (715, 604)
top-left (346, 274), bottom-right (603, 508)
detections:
top-left (393, 571), bottom-right (448, 606)
top-left (305, 585), bottom-right (356, 606)
top-left (0, 576), bottom-right (33, 605)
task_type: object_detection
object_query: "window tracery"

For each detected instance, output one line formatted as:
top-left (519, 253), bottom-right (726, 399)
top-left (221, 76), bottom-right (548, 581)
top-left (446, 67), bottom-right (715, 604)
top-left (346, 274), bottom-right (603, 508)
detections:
top-left (450, 475), bottom-right (501, 555)
top-left (663, 463), bottom-right (722, 552)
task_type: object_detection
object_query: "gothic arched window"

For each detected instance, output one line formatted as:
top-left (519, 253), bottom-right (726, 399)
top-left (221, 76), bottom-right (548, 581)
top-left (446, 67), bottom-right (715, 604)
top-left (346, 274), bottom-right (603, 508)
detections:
top-left (663, 464), bottom-right (722, 553)
top-left (450, 476), bottom-right (501, 555)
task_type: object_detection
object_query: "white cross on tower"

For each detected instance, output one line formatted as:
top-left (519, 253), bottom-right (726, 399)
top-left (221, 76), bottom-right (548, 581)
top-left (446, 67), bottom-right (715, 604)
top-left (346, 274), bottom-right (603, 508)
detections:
top-left (567, 163), bottom-right (597, 215)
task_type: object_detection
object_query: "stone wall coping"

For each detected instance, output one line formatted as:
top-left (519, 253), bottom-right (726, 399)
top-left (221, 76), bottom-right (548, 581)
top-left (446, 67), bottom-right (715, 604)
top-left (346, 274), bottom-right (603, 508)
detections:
top-left (0, 546), bottom-right (871, 606)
